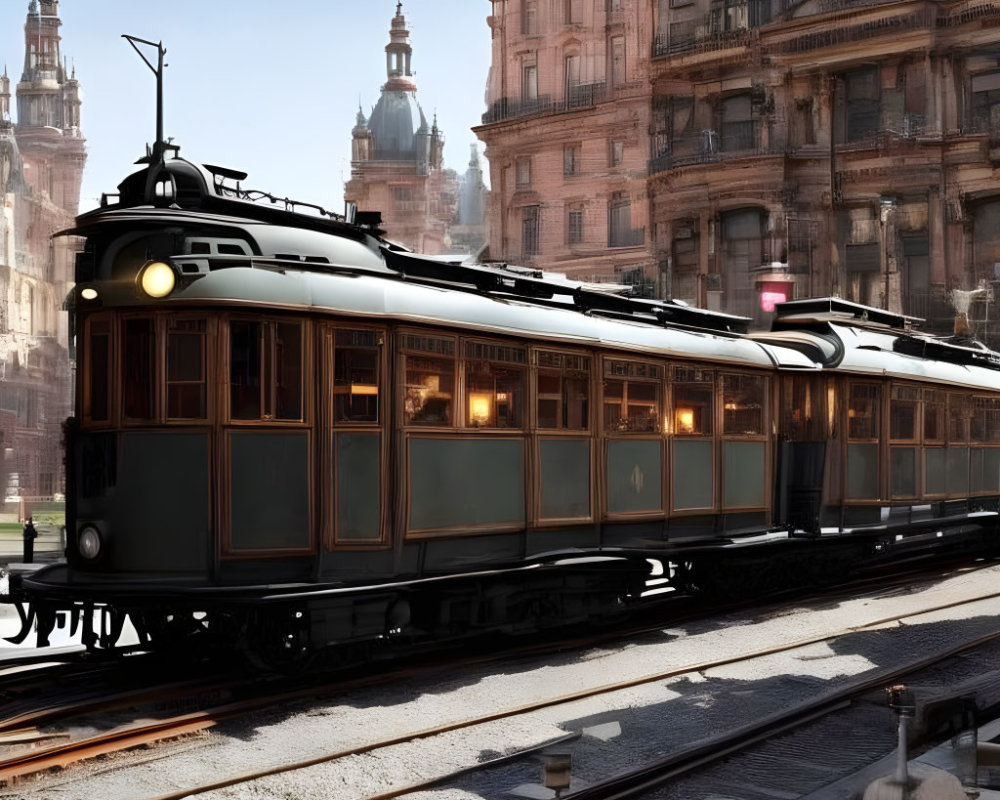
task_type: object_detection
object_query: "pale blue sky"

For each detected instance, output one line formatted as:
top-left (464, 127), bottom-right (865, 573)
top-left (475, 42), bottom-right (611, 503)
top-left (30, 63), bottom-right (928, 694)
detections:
top-left (0, 0), bottom-right (492, 213)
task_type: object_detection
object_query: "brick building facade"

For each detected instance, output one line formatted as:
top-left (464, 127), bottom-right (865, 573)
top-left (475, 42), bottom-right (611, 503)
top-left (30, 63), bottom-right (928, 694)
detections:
top-left (478, 0), bottom-right (1000, 344)
top-left (0, 0), bottom-right (84, 498)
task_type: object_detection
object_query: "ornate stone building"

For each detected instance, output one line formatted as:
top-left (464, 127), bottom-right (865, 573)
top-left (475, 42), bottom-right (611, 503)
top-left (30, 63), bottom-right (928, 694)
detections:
top-left (476, 0), bottom-right (656, 291)
top-left (346, 3), bottom-right (474, 256)
top-left (478, 0), bottom-right (1000, 344)
top-left (0, 0), bottom-right (84, 498)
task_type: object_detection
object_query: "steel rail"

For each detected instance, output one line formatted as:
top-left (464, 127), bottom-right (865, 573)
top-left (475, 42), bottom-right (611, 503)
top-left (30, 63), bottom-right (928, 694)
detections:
top-left (132, 588), bottom-right (1000, 800)
top-left (1, 560), bottom-right (996, 793)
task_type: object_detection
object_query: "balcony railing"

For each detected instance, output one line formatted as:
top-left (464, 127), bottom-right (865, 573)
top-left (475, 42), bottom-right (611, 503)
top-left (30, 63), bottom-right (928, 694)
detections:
top-left (609, 227), bottom-right (645, 248)
top-left (481, 83), bottom-right (609, 124)
top-left (648, 129), bottom-right (784, 174)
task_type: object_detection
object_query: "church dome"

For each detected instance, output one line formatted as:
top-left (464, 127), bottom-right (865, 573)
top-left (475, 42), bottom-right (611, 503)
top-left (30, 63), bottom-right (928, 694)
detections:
top-left (368, 90), bottom-right (427, 160)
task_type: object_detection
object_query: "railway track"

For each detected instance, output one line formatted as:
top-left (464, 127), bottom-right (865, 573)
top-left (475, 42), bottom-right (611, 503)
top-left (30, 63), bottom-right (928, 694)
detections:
top-left (3, 560), bottom-right (1000, 799)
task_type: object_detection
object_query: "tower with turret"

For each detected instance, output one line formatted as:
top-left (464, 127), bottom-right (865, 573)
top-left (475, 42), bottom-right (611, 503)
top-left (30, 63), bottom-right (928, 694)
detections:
top-left (345, 2), bottom-right (459, 255)
top-left (0, 0), bottom-right (86, 499)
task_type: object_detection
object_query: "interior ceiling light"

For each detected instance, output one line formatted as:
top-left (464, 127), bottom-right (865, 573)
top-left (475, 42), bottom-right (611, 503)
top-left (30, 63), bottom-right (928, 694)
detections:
top-left (139, 261), bottom-right (176, 298)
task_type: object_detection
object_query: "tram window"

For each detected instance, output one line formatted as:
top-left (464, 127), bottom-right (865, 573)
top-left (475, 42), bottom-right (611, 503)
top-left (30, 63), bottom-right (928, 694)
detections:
top-left (972, 397), bottom-right (990, 442)
top-left (402, 334), bottom-right (455, 426)
top-left (924, 390), bottom-right (945, 443)
top-left (536, 351), bottom-right (590, 430)
top-left (890, 386), bottom-right (918, 441)
top-left (464, 341), bottom-right (526, 429)
top-left (334, 330), bottom-right (380, 423)
top-left (275, 322), bottom-right (302, 420)
top-left (672, 366), bottom-right (713, 436)
top-left (847, 383), bottom-right (880, 440)
top-left (722, 374), bottom-right (765, 435)
top-left (949, 394), bottom-right (970, 444)
top-left (230, 321), bottom-right (262, 420)
top-left (167, 319), bottom-right (207, 420)
top-left (780, 374), bottom-right (825, 440)
top-left (123, 317), bottom-right (155, 421)
top-left (603, 360), bottom-right (661, 433)
top-left (229, 319), bottom-right (303, 422)
top-left (86, 318), bottom-right (111, 422)
top-left (988, 398), bottom-right (1000, 444)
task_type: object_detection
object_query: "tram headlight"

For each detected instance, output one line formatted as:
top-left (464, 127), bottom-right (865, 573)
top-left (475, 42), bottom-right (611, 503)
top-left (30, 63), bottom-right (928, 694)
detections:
top-left (78, 525), bottom-right (103, 560)
top-left (138, 260), bottom-right (177, 298)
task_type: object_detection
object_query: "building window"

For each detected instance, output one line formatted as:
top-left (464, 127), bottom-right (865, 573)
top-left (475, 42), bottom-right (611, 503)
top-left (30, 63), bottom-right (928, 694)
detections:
top-left (522, 205), bottom-right (540, 256)
top-left (721, 208), bottom-right (765, 318)
top-left (610, 36), bottom-right (625, 88)
top-left (564, 143), bottom-right (581, 176)
top-left (522, 0), bottom-right (538, 34)
top-left (516, 157), bottom-right (532, 187)
top-left (609, 139), bottom-right (624, 166)
top-left (844, 67), bottom-right (879, 142)
top-left (608, 0), bottom-right (624, 9)
top-left (564, 53), bottom-right (581, 102)
top-left (608, 192), bottom-right (636, 247)
top-left (566, 0), bottom-right (583, 24)
top-left (724, 0), bottom-right (748, 31)
top-left (720, 94), bottom-right (755, 152)
top-left (391, 186), bottom-right (412, 208)
top-left (971, 70), bottom-right (1000, 134)
top-left (522, 63), bottom-right (538, 102)
top-left (567, 204), bottom-right (584, 244)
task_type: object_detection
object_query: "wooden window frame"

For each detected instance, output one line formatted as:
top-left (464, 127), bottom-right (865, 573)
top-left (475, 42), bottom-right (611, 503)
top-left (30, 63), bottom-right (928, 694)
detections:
top-left (81, 311), bottom-right (115, 429)
top-left (669, 364), bottom-right (717, 514)
top-left (531, 347), bottom-right (595, 528)
top-left (462, 337), bottom-right (528, 431)
top-left (889, 382), bottom-right (920, 501)
top-left (719, 370), bottom-right (769, 513)
top-left (601, 357), bottom-right (663, 436)
top-left (398, 329), bottom-right (458, 429)
top-left (323, 322), bottom-right (389, 551)
top-left (224, 315), bottom-right (312, 427)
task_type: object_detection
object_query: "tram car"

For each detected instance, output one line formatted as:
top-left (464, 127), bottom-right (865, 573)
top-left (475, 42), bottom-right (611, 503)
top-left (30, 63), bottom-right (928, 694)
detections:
top-left (5, 144), bottom-right (1000, 662)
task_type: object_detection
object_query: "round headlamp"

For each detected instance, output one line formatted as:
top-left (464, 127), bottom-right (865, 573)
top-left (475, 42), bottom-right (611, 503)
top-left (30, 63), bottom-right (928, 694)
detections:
top-left (138, 260), bottom-right (177, 298)
top-left (78, 525), bottom-right (102, 560)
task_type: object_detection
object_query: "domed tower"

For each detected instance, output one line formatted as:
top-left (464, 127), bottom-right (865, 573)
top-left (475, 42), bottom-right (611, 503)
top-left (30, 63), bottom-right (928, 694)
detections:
top-left (15, 0), bottom-right (86, 213)
top-left (0, 68), bottom-right (11, 124)
top-left (345, 3), bottom-right (459, 255)
top-left (2, 0), bottom-right (85, 499)
top-left (351, 106), bottom-right (373, 162)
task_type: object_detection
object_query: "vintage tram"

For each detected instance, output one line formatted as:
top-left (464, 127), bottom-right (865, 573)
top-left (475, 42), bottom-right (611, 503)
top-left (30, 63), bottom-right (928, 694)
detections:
top-left (4, 145), bottom-right (1000, 660)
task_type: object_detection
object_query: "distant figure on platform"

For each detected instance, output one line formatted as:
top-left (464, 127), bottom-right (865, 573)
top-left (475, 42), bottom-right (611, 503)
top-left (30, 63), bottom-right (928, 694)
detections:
top-left (22, 517), bottom-right (37, 563)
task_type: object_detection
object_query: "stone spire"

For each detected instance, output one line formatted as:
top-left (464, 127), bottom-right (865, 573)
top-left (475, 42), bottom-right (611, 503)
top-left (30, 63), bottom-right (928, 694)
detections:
top-left (385, 1), bottom-right (416, 91)
top-left (18, 0), bottom-right (65, 128)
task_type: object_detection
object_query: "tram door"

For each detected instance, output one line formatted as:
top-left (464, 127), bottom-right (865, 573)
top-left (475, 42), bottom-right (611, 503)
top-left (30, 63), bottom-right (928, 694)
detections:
top-left (775, 374), bottom-right (829, 533)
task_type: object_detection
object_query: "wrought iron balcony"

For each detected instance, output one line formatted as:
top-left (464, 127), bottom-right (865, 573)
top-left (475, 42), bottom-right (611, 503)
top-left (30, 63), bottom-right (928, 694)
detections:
top-left (481, 83), bottom-right (609, 124)
top-left (648, 128), bottom-right (783, 174)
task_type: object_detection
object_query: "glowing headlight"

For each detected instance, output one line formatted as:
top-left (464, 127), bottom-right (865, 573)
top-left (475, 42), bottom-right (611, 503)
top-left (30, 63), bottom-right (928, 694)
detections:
top-left (139, 261), bottom-right (176, 298)
top-left (80, 287), bottom-right (98, 301)
top-left (78, 525), bottom-right (102, 560)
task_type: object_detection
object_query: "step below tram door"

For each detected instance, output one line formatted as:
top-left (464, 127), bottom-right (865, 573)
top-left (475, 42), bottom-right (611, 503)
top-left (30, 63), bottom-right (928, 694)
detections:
top-left (776, 374), bottom-right (830, 536)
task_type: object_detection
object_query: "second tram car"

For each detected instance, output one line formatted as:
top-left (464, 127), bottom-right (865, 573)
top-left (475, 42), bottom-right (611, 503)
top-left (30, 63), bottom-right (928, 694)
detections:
top-left (5, 146), bottom-right (1000, 660)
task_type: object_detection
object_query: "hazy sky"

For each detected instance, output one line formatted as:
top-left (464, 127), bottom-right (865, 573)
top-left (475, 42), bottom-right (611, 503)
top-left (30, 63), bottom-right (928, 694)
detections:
top-left (0, 0), bottom-right (492, 213)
